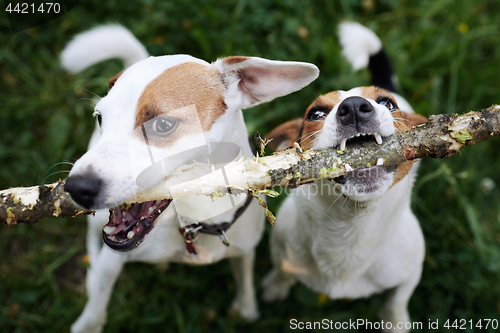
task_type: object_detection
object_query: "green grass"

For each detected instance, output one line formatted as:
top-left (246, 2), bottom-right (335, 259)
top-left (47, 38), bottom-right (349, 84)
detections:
top-left (1, 0), bottom-right (500, 332)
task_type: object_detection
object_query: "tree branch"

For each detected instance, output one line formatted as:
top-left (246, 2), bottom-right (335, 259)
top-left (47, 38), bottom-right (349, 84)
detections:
top-left (0, 180), bottom-right (93, 225)
top-left (2, 105), bottom-right (499, 225)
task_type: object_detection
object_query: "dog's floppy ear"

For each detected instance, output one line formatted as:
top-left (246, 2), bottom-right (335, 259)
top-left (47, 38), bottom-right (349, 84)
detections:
top-left (405, 112), bottom-right (428, 126)
top-left (213, 56), bottom-right (319, 110)
top-left (265, 118), bottom-right (303, 151)
top-left (393, 111), bottom-right (428, 132)
top-left (391, 111), bottom-right (428, 187)
top-left (108, 71), bottom-right (124, 91)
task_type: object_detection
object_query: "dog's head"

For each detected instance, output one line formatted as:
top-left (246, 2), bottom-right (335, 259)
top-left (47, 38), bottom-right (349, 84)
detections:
top-left (64, 54), bottom-right (318, 251)
top-left (266, 86), bottom-right (427, 202)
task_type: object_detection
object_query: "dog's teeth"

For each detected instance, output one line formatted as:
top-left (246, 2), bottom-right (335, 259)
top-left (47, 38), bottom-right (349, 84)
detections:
top-left (374, 134), bottom-right (383, 145)
top-left (344, 164), bottom-right (353, 172)
top-left (155, 200), bottom-right (161, 205)
top-left (122, 211), bottom-right (127, 217)
top-left (127, 231), bottom-right (135, 239)
top-left (377, 158), bottom-right (384, 166)
top-left (339, 139), bottom-right (347, 151)
top-left (103, 226), bottom-right (116, 235)
top-left (148, 207), bottom-right (154, 215)
top-left (355, 133), bottom-right (360, 137)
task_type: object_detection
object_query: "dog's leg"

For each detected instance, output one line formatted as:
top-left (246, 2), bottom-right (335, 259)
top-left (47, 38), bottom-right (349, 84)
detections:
top-left (260, 267), bottom-right (297, 303)
top-left (86, 209), bottom-right (108, 265)
top-left (228, 251), bottom-right (259, 322)
top-left (71, 247), bottom-right (125, 333)
top-left (378, 267), bottom-right (423, 333)
top-left (261, 221), bottom-right (298, 303)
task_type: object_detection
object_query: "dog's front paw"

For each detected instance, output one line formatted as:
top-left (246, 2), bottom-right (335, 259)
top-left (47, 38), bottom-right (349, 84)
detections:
top-left (230, 297), bottom-right (260, 322)
top-left (261, 268), bottom-right (296, 303)
top-left (71, 311), bottom-right (106, 333)
top-left (378, 306), bottom-right (411, 333)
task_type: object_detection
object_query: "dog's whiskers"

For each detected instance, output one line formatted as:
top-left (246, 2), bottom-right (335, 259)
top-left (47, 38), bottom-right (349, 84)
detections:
top-left (83, 88), bottom-right (103, 101)
top-left (47, 161), bottom-right (74, 173)
top-left (392, 119), bottom-right (409, 130)
top-left (43, 170), bottom-right (71, 183)
top-left (300, 129), bottom-right (322, 146)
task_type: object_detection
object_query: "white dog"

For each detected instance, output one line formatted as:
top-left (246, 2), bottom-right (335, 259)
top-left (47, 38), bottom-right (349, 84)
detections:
top-left (261, 22), bottom-right (427, 333)
top-left (61, 25), bottom-right (319, 333)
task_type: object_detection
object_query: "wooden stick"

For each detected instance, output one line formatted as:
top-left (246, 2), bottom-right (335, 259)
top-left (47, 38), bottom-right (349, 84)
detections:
top-left (2, 105), bottom-right (499, 224)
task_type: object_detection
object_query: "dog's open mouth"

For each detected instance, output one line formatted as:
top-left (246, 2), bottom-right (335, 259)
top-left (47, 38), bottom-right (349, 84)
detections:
top-left (337, 132), bottom-right (383, 151)
top-left (333, 132), bottom-right (395, 188)
top-left (102, 199), bottom-right (172, 252)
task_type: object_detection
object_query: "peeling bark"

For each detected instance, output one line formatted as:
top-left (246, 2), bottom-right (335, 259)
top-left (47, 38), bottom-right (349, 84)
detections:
top-left (0, 180), bottom-right (93, 225)
top-left (1, 105), bottom-right (499, 224)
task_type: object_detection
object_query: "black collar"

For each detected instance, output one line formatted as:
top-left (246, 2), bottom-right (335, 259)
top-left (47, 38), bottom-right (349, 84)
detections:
top-left (178, 195), bottom-right (254, 254)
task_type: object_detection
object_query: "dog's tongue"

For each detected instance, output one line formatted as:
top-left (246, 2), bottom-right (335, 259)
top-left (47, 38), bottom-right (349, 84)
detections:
top-left (102, 199), bottom-right (171, 252)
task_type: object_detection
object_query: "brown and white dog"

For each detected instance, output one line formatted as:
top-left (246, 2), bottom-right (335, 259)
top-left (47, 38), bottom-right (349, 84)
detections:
top-left (61, 25), bottom-right (319, 333)
top-left (261, 22), bottom-right (427, 332)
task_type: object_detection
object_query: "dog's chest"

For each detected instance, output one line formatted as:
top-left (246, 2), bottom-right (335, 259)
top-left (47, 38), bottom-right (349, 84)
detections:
top-left (310, 214), bottom-right (379, 276)
top-left (288, 191), bottom-right (388, 290)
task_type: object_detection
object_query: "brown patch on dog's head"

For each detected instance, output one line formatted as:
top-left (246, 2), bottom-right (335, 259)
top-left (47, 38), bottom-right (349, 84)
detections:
top-left (298, 92), bottom-right (341, 149)
top-left (265, 92), bottom-right (342, 151)
top-left (133, 62), bottom-right (227, 147)
top-left (360, 86), bottom-right (396, 103)
top-left (108, 71), bottom-right (124, 91)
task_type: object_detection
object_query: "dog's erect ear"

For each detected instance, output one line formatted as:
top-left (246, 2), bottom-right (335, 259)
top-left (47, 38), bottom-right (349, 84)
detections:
top-left (108, 71), bottom-right (124, 91)
top-left (213, 56), bottom-right (319, 110)
top-left (265, 118), bottom-right (303, 151)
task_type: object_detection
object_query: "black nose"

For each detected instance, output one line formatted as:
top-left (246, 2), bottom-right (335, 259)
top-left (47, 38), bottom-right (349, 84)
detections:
top-left (64, 175), bottom-right (102, 209)
top-left (336, 96), bottom-right (375, 127)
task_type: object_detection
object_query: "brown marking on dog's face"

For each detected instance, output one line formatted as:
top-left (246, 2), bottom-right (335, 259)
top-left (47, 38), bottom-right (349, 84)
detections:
top-left (360, 86), bottom-right (396, 103)
top-left (298, 92), bottom-right (341, 149)
top-left (108, 71), bottom-right (124, 91)
top-left (133, 62), bottom-right (227, 147)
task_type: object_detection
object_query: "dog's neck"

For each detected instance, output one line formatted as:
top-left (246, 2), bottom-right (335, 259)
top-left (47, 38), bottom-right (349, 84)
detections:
top-left (297, 179), bottom-right (410, 280)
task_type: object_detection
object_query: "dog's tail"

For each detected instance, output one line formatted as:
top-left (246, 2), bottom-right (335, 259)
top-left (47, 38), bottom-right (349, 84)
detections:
top-left (61, 24), bottom-right (149, 73)
top-left (339, 21), bottom-right (396, 92)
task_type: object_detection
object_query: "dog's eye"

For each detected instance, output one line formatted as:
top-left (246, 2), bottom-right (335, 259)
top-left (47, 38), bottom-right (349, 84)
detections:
top-left (151, 117), bottom-right (176, 135)
top-left (376, 97), bottom-right (397, 110)
top-left (306, 106), bottom-right (330, 121)
top-left (93, 111), bottom-right (103, 127)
